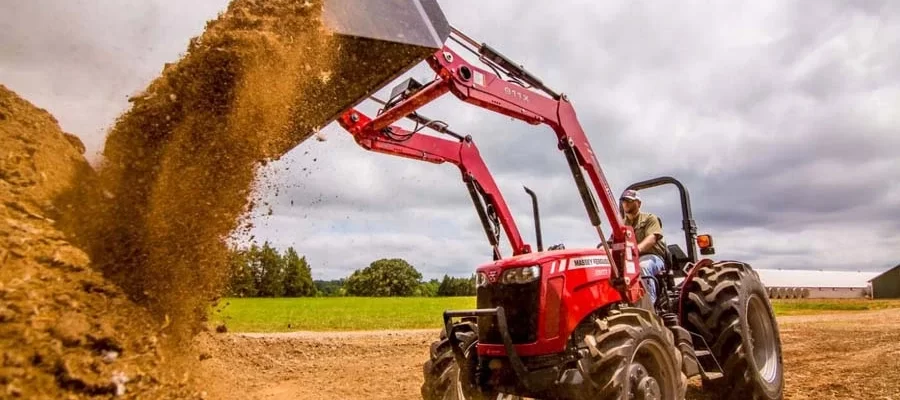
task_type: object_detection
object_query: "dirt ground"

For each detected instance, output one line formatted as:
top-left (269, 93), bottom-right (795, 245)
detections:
top-left (194, 309), bottom-right (900, 400)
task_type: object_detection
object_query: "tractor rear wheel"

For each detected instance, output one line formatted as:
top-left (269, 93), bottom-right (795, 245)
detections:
top-left (583, 307), bottom-right (686, 400)
top-left (681, 261), bottom-right (785, 400)
top-left (421, 322), bottom-right (526, 400)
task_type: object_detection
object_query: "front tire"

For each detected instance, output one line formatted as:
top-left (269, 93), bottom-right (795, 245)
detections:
top-left (681, 261), bottom-right (785, 399)
top-left (583, 307), bottom-right (686, 400)
top-left (421, 322), bottom-right (526, 400)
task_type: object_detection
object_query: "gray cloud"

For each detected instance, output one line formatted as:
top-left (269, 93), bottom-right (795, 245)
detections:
top-left (2, 0), bottom-right (898, 280)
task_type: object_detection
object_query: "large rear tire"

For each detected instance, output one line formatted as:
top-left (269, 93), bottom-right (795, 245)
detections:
top-left (583, 307), bottom-right (686, 400)
top-left (421, 322), bottom-right (526, 400)
top-left (681, 261), bottom-right (785, 400)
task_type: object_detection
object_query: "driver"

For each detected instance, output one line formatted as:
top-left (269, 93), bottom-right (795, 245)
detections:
top-left (619, 189), bottom-right (667, 305)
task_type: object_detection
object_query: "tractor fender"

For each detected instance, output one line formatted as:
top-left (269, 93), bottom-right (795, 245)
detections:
top-left (676, 258), bottom-right (715, 326)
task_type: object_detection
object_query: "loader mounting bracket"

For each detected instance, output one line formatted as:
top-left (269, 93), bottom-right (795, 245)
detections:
top-left (444, 307), bottom-right (534, 392)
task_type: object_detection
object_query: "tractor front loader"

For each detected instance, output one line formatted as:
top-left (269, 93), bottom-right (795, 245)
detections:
top-left (336, 98), bottom-right (535, 261)
top-left (317, 1), bottom-right (784, 399)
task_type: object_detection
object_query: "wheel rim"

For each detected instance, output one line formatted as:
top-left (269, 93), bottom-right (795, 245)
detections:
top-left (628, 339), bottom-right (672, 400)
top-left (454, 343), bottom-right (474, 400)
top-left (746, 294), bottom-right (779, 383)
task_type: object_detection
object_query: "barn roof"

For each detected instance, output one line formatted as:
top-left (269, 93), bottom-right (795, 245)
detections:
top-left (754, 268), bottom-right (880, 288)
top-left (868, 264), bottom-right (900, 283)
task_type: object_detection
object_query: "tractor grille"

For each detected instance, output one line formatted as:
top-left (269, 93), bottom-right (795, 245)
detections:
top-left (476, 280), bottom-right (541, 344)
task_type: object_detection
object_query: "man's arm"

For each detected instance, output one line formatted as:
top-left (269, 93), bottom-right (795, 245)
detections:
top-left (637, 234), bottom-right (657, 253)
top-left (637, 215), bottom-right (664, 254)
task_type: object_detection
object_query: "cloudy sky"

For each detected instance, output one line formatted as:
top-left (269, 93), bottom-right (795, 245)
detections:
top-left (2, 0), bottom-right (898, 281)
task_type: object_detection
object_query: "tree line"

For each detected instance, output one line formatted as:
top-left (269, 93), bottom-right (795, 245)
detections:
top-left (225, 242), bottom-right (477, 297)
top-left (226, 242), bottom-right (316, 297)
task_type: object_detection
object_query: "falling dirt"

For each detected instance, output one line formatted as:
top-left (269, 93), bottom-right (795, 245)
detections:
top-left (64, 0), bottom-right (436, 346)
top-left (65, 0), bottom-right (346, 346)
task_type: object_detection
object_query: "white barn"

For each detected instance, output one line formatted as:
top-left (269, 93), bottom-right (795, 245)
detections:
top-left (754, 269), bottom-right (880, 299)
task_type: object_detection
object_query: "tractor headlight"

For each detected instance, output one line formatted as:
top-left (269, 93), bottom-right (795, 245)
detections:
top-left (475, 271), bottom-right (489, 287)
top-left (501, 266), bottom-right (541, 285)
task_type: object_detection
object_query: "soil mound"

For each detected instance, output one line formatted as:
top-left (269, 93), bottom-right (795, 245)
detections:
top-left (1, 84), bottom-right (202, 399)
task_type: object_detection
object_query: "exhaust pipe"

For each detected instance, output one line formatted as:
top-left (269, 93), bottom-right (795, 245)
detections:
top-left (523, 186), bottom-right (543, 252)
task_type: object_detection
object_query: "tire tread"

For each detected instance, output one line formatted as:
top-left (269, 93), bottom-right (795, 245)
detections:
top-left (682, 261), bottom-right (784, 400)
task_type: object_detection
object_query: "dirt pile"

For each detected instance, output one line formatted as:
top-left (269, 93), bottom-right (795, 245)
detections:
top-left (0, 84), bottom-right (202, 399)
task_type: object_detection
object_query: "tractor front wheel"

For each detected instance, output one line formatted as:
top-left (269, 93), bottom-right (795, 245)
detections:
top-left (421, 322), bottom-right (527, 400)
top-left (682, 261), bottom-right (785, 400)
top-left (583, 307), bottom-right (686, 400)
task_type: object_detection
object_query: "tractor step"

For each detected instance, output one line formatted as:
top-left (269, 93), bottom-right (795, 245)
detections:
top-left (688, 332), bottom-right (725, 381)
top-left (692, 349), bottom-right (724, 381)
top-left (703, 372), bottom-right (724, 380)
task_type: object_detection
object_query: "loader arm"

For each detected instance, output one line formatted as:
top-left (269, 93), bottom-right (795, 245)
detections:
top-left (336, 108), bottom-right (531, 260)
top-left (339, 29), bottom-right (641, 290)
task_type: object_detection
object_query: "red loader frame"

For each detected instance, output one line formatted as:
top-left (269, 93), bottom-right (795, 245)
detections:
top-left (336, 101), bottom-right (531, 260)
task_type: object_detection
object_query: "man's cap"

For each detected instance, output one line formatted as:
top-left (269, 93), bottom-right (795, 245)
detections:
top-left (620, 189), bottom-right (641, 202)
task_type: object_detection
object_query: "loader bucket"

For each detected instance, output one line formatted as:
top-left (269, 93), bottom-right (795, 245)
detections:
top-left (323, 0), bottom-right (451, 49)
top-left (311, 0), bottom-right (451, 138)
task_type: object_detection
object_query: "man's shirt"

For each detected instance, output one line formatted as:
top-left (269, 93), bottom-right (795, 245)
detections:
top-left (625, 212), bottom-right (667, 259)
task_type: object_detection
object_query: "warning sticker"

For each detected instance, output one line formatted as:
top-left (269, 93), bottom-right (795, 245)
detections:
top-left (474, 71), bottom-right (485, 87)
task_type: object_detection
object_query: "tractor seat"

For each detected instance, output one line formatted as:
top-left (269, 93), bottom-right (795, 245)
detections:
top-left (666, 244), bottom-right (690, 276)
top-left (655, 216), bottom-right (690, 277)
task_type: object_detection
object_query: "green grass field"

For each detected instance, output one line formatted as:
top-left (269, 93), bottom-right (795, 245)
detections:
top-left (770, 298), bottom-right (900, 316)
top-left (210, 297), bottom-right (476, 332)
top-left (210, 297), bottom-right (900, 333)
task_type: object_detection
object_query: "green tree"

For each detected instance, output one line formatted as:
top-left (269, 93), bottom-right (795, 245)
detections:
top-left (245, 243), bottom-right (263, 293)
top-left (256, 241), bottom-right (286, 297)
top-left (344, 258), bottom-right (423, 297)
top-left (226, 246), bottom-right (257, 297)
top-left (437, 274), bottom-right (477, 296)
top-left (314, 280), bottom-right (346, 297)
top-left (283, 247), bottom-right (316, 297)
top-left (415, 279), bottom-right (441, 297)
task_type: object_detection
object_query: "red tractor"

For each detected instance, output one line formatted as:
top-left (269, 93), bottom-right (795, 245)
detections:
top-left (334, 7), bottom-right (784, 400)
